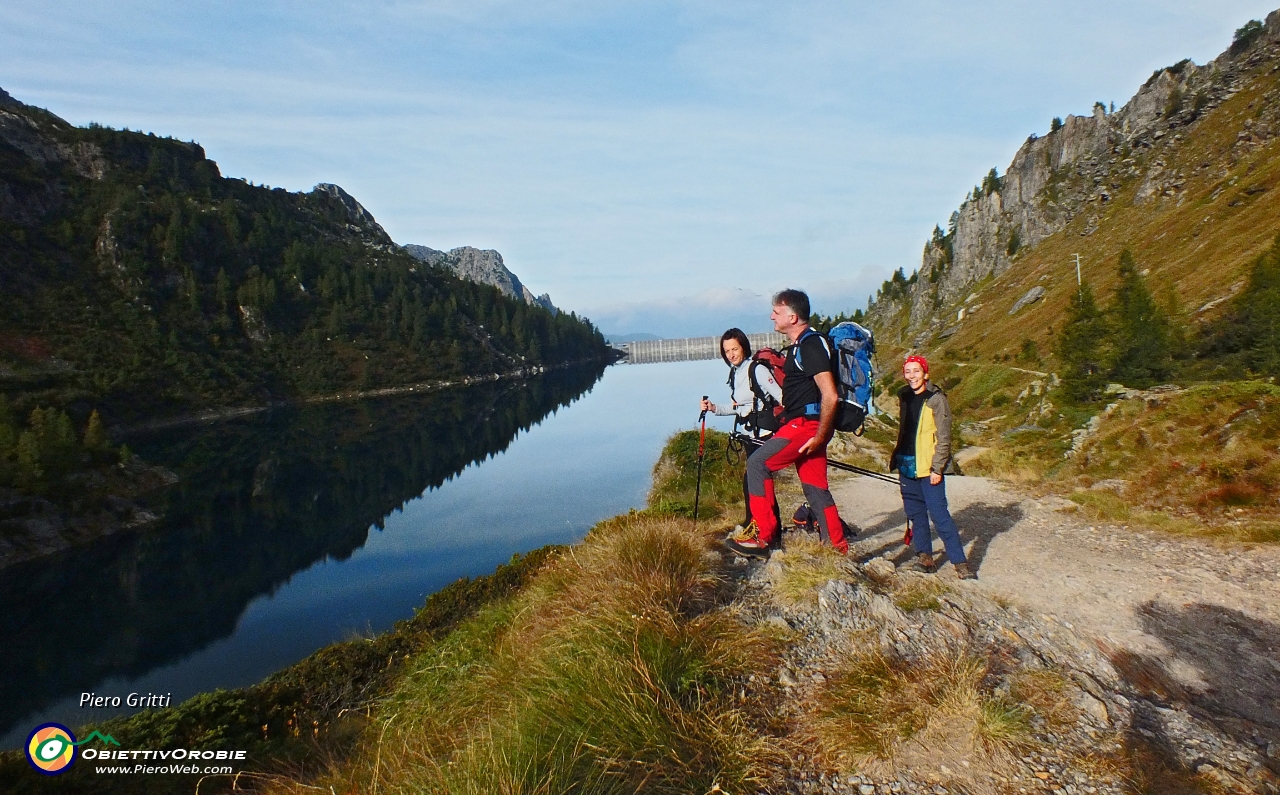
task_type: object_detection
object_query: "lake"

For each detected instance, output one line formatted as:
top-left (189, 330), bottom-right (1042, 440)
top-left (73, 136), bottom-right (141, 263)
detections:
top-left (1, 358), bottom-right (744, 748)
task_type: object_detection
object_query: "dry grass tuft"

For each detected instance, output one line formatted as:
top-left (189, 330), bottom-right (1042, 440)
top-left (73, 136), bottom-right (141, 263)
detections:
top-left (804, 649), bottom-right (1082, 781)
top-left (277, 514), bottom-right (784, 795)
top-left (767, 536), bottom-right (848, 608)
top-left (1062, 383), bottom-right (1280, 541)
top-left (974, 694), bottom-right (1034, 754)
top-left (890, 576), bottom-right (948, 612)
top-left (806, 650), bottom-right (988, 761)
top-left (1115, 733), bottom-right (1237, 795)
top-left (1008, 668), bottom-right (1078, 730)
top-left (962, 445), bottom-right (1054, 484)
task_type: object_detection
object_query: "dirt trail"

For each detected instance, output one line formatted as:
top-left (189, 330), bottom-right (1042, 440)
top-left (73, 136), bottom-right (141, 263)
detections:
top-left (827, 472), bottom-right (1280, 736)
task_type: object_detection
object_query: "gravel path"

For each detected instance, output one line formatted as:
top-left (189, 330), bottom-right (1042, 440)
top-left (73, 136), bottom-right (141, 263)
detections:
top-left (828, 473), bottom-right (1280, 759)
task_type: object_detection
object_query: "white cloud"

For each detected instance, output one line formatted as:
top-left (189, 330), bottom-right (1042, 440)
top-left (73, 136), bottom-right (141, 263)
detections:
top-left (583, 273), bottom-right (882, 339)
top-left (3, 0), bottom-right (1277, 316)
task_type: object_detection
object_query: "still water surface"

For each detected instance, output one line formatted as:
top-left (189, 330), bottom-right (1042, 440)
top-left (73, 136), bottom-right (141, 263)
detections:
top-left (1, 359), bottom-right (742, 747)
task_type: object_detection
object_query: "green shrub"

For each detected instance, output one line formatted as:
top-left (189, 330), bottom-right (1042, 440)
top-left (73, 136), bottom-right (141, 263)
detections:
top-left (649, 429), bottom-right (745, 519)
top-left (1019, 338), bottom-right (1040, 363)
top-left (1192, 91), bottom-right (1210, 116)
top-left (1231, 19), bottom-right (1264, 55)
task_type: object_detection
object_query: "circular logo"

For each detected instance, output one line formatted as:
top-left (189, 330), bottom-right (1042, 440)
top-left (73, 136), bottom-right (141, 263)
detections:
top-left (25, 723), bottom-right (76, 775)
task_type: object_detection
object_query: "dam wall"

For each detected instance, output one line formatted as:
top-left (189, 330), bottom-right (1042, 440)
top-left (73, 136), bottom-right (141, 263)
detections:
top-left (617, 332), bottom-right (789, 364)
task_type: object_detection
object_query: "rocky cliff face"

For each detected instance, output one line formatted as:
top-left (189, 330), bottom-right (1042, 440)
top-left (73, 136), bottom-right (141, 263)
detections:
top-left (0, 98), bottom-right (108, 226)
top-left (404, 244), bottom-right (558, 313)
top-left (312, 183), bottom-right (388, 240)
top-left (873, 11), bottom-right (1280, 346)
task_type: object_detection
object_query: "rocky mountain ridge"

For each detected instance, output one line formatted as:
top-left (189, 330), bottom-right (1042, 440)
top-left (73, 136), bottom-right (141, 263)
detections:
top-left (404, 244), bottom-right (557, 314)
top-left (868, 10), bottom-right (1280, 349)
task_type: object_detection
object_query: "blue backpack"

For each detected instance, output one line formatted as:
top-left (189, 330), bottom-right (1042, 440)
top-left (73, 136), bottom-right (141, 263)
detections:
top-left (793, 322), bottom-right (876, 435)
top-left (828, 322), bottom-right (876, 435)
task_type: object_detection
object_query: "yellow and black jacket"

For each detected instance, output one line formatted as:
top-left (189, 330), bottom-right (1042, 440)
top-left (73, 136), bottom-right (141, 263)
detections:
top-left (892, 383), bottom-right (953, 477)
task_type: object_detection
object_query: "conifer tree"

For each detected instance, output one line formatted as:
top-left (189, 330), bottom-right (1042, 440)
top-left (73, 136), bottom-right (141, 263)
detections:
top-left (215, 268), bottom-right (231, 313)
top-left (1108, 249), bottom-right (1173, 386)
top-left (83, 410), bottom-right (107, 450)
top-left (1057, 282), bottom-right (1109, 402)
top-left (1197, 233), bottom-right (1280, 375)
top-left (982, 167), bottom-right (1002, 196)
top-left (0, 396), bottom-right (13, 454)
top-left (1222, 232), bottom-right (1280, 375)
top-left (16, 431), bottom-right (42, 486)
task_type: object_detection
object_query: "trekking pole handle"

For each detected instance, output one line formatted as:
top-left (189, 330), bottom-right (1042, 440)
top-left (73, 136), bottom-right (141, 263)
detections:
top-left (698, 395), bottom-right (709, 422)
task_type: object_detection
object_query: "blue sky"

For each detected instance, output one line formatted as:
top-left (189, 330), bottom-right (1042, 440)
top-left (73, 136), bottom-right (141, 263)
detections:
top-left (3, 1), bottom-right (1276, 335)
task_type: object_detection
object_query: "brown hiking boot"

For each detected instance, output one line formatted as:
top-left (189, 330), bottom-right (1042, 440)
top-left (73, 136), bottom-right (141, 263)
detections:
top-left (954, 562), bottom-right (977, 580)
top-left (902, 552), bottom-right (934, 573)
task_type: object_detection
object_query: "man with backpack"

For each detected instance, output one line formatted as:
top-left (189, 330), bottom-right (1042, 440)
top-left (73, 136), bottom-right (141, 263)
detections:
top-left (727, 289), bottom-right (853, 558)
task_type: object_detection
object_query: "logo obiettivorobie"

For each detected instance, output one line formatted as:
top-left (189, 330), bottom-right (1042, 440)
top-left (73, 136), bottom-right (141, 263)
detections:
top-left (26, 723), bottom-right (76, 775)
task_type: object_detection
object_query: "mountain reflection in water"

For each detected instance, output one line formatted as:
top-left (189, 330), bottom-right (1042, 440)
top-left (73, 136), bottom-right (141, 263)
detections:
top-left (0, 363), bottom-right (607, 743)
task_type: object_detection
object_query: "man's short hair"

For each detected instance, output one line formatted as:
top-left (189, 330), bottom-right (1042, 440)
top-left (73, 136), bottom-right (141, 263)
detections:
top-left (772, 289), bottom-right (810, 322)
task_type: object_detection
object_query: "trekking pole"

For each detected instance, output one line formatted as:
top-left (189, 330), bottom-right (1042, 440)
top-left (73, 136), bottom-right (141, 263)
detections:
top-left (826, 458), bottom-right (899, 484)
top-left (693, 396), bottom-right (708, 525)
top-left (728, 431), bottom-right (898, 485)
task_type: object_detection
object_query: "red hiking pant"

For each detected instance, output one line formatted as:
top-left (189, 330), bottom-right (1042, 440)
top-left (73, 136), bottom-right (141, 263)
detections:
top-left (745, 417), bottom-right (848, 552)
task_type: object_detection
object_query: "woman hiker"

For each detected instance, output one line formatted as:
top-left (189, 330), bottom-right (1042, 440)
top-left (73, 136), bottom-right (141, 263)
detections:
top-left (700, 328), bottom-right (782, 532)
top-left (891, 354), bottom-right (976, 579)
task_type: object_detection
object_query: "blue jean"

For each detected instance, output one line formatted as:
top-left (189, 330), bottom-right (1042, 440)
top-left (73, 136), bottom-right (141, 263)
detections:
top-left (899, 474), bottom-right (967, 565)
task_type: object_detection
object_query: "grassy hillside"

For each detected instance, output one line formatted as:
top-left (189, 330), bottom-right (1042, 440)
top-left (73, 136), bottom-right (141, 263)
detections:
top-left (0, 91), bottom-right (609, 426)
top-left (854, 17), bottom-right (1280, 537)
top-left (930, 65), bottom-right (1280, 368)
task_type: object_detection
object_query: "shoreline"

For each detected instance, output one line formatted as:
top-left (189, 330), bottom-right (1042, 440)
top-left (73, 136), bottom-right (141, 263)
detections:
top-left (0, 356), bottom-right (612, 569)
top-left (109, 356), bottom-right (612, 437)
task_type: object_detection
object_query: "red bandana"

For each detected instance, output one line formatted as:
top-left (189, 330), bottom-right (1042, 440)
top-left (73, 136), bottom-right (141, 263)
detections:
top-left (903, 355), bottom-right (929, 376)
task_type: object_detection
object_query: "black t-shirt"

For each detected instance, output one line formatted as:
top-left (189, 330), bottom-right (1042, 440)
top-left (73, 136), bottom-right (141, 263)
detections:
top-left (781, 330), bottom-right (833, 421)
top-left (894, 387), bottom-right (928, 459)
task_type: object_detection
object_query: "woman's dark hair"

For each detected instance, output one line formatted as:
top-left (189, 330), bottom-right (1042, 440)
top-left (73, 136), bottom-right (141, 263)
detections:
top-left (720, 328), bottom-right (752, 365)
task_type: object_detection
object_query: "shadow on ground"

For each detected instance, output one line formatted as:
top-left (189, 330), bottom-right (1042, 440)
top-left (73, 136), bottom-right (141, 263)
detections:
top-left (853, 501), bottom-right (1023, 573)
top-left (1109, 601), bottom-right (1280, 792)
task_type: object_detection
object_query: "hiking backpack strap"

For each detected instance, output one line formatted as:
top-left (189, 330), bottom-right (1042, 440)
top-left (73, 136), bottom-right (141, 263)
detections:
top-left (791, 327), bottom-right (831, 372)
top-left (746, 360), bottom-right (765, 401)
top-left (793, 328), bottom-right (830, 417)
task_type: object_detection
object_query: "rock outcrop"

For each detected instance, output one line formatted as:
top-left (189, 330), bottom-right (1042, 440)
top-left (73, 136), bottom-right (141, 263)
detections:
top-left (312, 183), bottom-right (389, 239)
top-left (404, 244), bottom-right (558, 313)
top-left (870, 11), bottom-right (1280, 346)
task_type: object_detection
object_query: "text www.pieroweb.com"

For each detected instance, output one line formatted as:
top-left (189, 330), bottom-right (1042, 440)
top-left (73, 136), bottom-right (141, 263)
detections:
top-left (94, 763), bottom-right (235, 775)
top-left (82, 748), bottom-right (245, 775)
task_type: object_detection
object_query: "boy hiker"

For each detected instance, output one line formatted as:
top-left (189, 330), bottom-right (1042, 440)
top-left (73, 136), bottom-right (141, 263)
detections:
top-left (727, 289), bottom-right (852, 558)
